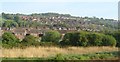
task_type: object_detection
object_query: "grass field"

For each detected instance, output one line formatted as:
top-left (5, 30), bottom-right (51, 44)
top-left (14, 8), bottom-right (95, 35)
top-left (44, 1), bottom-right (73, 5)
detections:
top-left (1, 46), bottom-right (119, 58)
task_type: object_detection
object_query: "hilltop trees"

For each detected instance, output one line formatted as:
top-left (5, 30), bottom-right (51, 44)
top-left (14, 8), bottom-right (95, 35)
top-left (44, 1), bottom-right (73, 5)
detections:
top-left (2, 12), bottom-right (14, 20)
top-left (14, 15), bottom-right (20, 23)
top-left (2, 20), bottom-right (18, 28)
top-left (1, 12), bottom-right (119, 33)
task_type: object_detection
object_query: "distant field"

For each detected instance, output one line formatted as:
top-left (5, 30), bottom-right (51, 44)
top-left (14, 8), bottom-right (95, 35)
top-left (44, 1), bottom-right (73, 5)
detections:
top-left (1, 46), bottom-right (119, 58)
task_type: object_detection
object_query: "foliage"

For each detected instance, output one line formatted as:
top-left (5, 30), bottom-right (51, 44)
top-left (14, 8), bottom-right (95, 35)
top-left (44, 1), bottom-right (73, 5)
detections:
top-left (2, 12), bottom-right (14, 20)
top-left (102, 35), bottom-right (116, 46)
top-left (41, 30), bottom-right (61, 43)
top-left (61, 31), bottom-right (88, 46)
top-left (39, 42), bottom-right (59, 47)
top-left (107, 31), bottom-right (120, 47)
top-left (113, 31), bottom-right (120, 47)
top-left (1, 12), bottom-right (119, 32)
top-left (2, 32), bottom-right (19, 47)
top-left (2, 20), bottom-right (18, 28)
top-left (14, 15), bottom-right (20, 22)
top-left (61, 31), bottom-right (116, 46)
top-left (87, 33), bottom-right (103, 46)
top-left (21, 35), bottom-right (40, 46)
top-left (54, 53), bottom-right (64, 60)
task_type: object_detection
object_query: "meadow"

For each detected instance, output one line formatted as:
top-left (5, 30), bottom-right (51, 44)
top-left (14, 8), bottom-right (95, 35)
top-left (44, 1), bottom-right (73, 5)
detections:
top-left (1, 46), bottom-right (119, 59)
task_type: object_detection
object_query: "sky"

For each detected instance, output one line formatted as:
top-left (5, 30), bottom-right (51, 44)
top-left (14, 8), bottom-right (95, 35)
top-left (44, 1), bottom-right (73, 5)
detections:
top-left (0, 0), bottom-right (119, 20)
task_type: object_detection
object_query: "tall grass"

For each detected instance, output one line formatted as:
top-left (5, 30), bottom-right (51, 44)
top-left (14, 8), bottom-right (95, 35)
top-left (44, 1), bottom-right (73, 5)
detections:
top-left (1, 46), bottom-right (118, 58)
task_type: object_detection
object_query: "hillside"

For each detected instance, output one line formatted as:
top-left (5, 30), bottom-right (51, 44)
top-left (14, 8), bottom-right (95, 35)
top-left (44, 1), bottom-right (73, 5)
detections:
top-left (1, 12), bottom-right (119, 33)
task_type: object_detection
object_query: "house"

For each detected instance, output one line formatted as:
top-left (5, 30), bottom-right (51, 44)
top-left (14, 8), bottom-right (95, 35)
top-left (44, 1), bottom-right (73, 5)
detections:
top-left (12, 28), bottom-right (26, 40)
top-left (27, 29), bottom-right (42, 37)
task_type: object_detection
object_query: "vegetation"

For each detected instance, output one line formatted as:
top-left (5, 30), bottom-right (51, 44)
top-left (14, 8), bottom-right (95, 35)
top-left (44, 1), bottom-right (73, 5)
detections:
top-left (102, 35), bottom-right (116, 46)
top-left (50, 51), bottom-right (119, 60)
top-left (1, 30), bottom-right (119, 48)
top-left (2, 46), bottom-right (118, 58)
top-left (60, 31), bottom-right (117, 47)
top-left (1, 12), bottom-right (119, 60)
top-left (21, 35), bottom-right (40, 46)
top-left (41, 30), bottom-right (61, 43)
top-left (105, 31), bottom-right (120, 47)
top-left (2, 51), bottom-right (119, 60)
top-left (2, 32), bottom-right (19, 48)
top-left (1, 12), bottom-right (119, 32)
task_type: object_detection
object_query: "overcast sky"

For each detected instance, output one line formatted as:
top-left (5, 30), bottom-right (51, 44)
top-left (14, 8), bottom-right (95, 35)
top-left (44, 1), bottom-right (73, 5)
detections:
top-left (0, 0), bottom-right (119, 20)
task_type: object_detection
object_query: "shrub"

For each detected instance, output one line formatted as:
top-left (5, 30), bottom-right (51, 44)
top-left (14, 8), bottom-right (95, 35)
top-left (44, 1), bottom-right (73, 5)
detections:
top-left (21, 35), bottom-right (40, 46)
top-left (102, 35), bottom-right (116, 46)
top-left (2, 32), bottom-right (19, 47)
top-left (41, 30), bottom-right (61, 43)
top-left (61, 31), bottom-right (88, 46)
top-left (111, 31), bottom-right (120, 47)
top-left (61, 31), bottom-right (117, 47)
top-left (78, 33), bottom-right (88, 46)
top-left (54, 53), bottom-right (64, 60)
top-left (87, 33), bottom-right (103, 46)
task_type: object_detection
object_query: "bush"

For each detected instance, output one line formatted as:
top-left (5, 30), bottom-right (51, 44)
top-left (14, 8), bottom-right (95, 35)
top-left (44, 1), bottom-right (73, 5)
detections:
top-left (78, 32), bottom-right (88, 46)
top-left (61, 31), bottom-right (117, 46)
top-left (2, 32), bottom-right (19, 47)
top-left (41, 30), bottom-right (61, 43)
top-left (21, 35), bottom-right (40, 46)
top-left (61, 31), bottom-right (88, 46)
top-left (111, 31), bottom-right (120, 47)
top-left (102, 35), bottom-right (116, 46)
top-left (54, 53), bottom-right (64, 60)
top-left (87, 33), bottom-right (103, 46)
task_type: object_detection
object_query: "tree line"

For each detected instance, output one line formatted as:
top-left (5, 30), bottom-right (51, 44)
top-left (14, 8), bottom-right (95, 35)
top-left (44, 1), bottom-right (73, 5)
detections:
top-left (2, 30), bottom-right (120, 48)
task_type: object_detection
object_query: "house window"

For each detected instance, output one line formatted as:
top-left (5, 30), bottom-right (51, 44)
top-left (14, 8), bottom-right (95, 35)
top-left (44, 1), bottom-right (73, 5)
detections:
top-left (20, 33), bottom-right (22, 35)
top-left (39, 34), bottom-right (43, 37)
top-left (26, 34), bottom-right (30, 36)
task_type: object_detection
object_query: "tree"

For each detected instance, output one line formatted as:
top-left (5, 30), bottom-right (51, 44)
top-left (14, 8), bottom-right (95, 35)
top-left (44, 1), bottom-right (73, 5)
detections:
top-left (107, 31), bottom-right (120, 47)
top-left (2, 13), bottom-right (14, 20)
top-left (61, 31), bottom-right (117, 46)
top-left (61, 32), bottom-right (75, 46)
top-left (87, 33), bottom-right (103, 46)
top-left (2, 32), bottom-right (19, 46)
top-left (0, 18), bottom-right (3, 27)
top-left (61, 31), bottom-right (88, 46)
top-left (41, 30), bottom-right (61, 43)
top-left (102, 35), bottom-right (116, 46)
top-left (79, 34), bottom-right (88, 46)
top-left (14, 15), bottom-right (20, 22)
top-left (21, 35), bottom-right (39, 46)
top-left (18, 21), bottom-right (27, 27)
top-left (113, 32), bottom-right (120, 47)
top-left (2, 20), bottom-right (18, 28)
